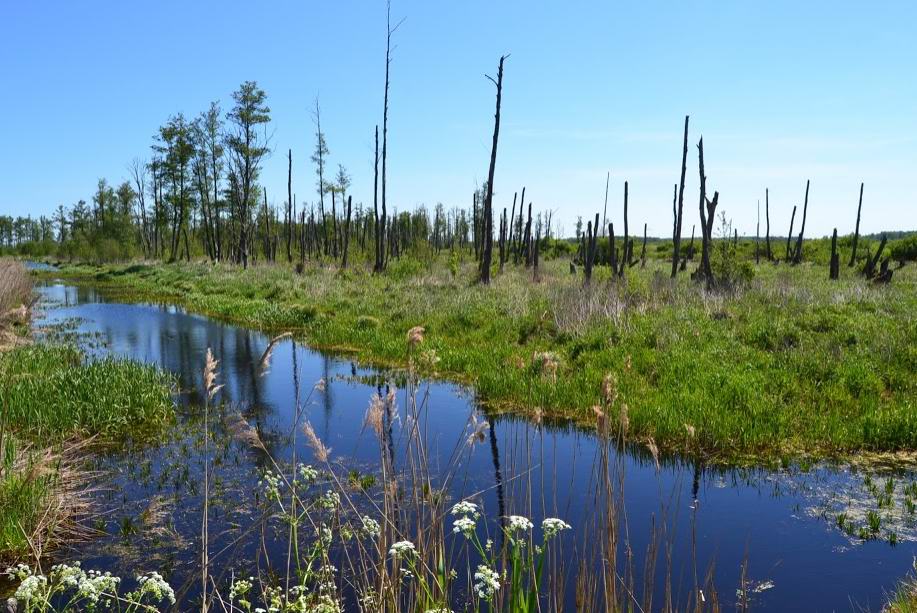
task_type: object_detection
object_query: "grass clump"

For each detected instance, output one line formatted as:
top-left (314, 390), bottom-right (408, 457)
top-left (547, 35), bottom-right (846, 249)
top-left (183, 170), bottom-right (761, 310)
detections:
top-left (0, 344), bottom-right (175, 442)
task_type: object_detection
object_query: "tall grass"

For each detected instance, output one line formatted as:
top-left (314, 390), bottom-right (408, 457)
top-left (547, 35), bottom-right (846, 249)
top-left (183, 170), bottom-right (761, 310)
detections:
top-left (0, 259), bottom-right (33, 314)
top-left (0, 344), bottom-right (175, 442)
top-left (43, 257), bottom-right (917, 461)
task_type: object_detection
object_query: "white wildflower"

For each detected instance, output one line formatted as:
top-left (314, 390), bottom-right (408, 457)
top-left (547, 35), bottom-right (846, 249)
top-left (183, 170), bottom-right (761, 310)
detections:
top-left (388, 540), bottom-right (417, 558)
top-left (14, 574), bottom-right (48, 603)
top-left (361, 516), bottom-right (381, 538)
top-left (507, 515), bottom-right (534, 533)
top-left (320, 489), bottom-right (340, 510)
top-left (129, 571), bottom-right (176, 605)
top-left (450, 500), bottom-right (480, 518)
top-left (473, 564), bottom-right (500, 600)
top-left (298, 464), bottom-right (319, 483)
top-left (452, 516), bottom-right (477, 537)
top-left (541, 518), bottom-right (572, 539)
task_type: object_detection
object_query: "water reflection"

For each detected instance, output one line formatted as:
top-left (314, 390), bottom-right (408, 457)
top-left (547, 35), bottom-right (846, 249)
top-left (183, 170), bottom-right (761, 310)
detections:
top-left (33, 282), bottom-right (917, 611)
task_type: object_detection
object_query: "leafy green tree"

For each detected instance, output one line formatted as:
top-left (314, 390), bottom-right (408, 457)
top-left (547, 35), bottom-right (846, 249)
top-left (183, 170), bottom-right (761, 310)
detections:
top-left (225, 81), bottom-right (270, 268)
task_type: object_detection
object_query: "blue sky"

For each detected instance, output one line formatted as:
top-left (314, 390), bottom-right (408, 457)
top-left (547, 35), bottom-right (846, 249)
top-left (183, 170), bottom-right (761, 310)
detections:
top-left (2, 1), bottom-right (915, 238)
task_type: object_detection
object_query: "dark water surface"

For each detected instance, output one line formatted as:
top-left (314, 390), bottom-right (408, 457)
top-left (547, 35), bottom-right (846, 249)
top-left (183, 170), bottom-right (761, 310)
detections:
top-left (33, 282), bottom-right (917, 611)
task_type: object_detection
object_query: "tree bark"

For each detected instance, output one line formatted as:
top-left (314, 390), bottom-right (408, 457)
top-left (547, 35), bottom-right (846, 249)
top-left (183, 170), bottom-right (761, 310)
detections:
top-left (619, 181), bottom-right (628, 277)
top-left (792, 180), bottom-right (809, 264)
top-left (829, 228), bottom-right (839, 279)
top-left (479, 56), bottom-right (505, 284)
top-left (849, 182), bottom-right (864, 267)
top-left (671, 115), bottom-right (689, 278)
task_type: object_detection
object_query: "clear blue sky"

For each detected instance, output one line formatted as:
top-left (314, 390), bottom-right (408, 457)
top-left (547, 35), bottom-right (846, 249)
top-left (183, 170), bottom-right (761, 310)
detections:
top-left (2, 1), bottom-right (915, 238)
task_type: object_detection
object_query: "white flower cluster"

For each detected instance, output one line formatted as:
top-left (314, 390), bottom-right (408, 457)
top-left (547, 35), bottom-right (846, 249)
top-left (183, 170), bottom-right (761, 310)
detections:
top-left (298, 464), bottom-right (319, 483)
top-left (388, 540), bottom-right (417, 558)
top-left (424, 608), bottom-right (454, 613)
top-left (129, 571), bottom-right (176, 606)
top-left (507, 515), bottom-right (534, 533)
top-left (77, 569), bottom-right (121, 605)
top-left (450, 500), bottom-right (480, 518)
top-left (14, 573), bottom-right (48, 604)
top-left (452, 516), bottom-right (476, 537)
top-left (473, 564), bottom-right (500, 600)
top-left (361, 515), bottom-right (381, 538)
top-left (259, 469), bottom-right (283, 501)
top-left (229, 576), bottom-right (254, 602)
top-left (5, 563), bottom-right (174, 609)
top-left (541, 517), bottom-right (572, 539)
top-left (319, 489), bottom-right (340, 510)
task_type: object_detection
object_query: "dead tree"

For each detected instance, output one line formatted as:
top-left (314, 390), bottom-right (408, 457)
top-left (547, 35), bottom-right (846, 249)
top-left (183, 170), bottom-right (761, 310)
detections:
top-left (671, 115), bottom-right (690, 278)
top-left (696, 137), bottom-right (719, 286)
top-left (640, 223), bottom-right (648, 268)
top-left (764, 188), bottom-right (772, 260)
top-left (619, 181), bottom-right (629, 277)
top-left (514, 186), bottom-right (526, 263)
top-left (523, 201), bottom-right (533, 268)
top-left (341, 196), bottom-right (353, 269)
top-left (533, 227), bottom-right (540, 282)
top-left (583, 214), bottom-right (599, 284)
top-left (863, 233), bottom-right (888, 278)
top-left (286, 149), bottom-right (293, 263)
top-left (849, 182), bottom-right (864, 267)
top-left (498, 207), bottom-right (507, 272)
top-left (785, 205), bottom-right (797, 261)
top-left (378, 2), bottom-right (400, 273)
top-left (479, 54), bottom-right (506, 284)
top-left (507, 193), bottom-right (516, 265)
top-left (608, 223), bottom-right (617, 273)
top-left (829, 228), bottom-right (839, 280)
top-left (373, 126), bottom-right (383, 272)
top-left (792, 180), bottom-right (810, 264)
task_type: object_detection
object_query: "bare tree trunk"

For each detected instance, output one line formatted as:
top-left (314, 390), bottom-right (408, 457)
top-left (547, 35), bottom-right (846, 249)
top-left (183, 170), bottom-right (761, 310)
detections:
top-left (583, 214), bottom-right (599, 285)
top-left (373, 125), bottom-right (383, 273)
top-left (482, 71), bottom-right (502, 288)
top-left (341, 196), bottom-right (352, 269)
top-left (864, 234), bottom-right (888, 279)
top-left (608, 223), bottom-right (617, 274)
top-left (619, 181), bottom-right (629, 277)
top-left (499, 207), bottom-right (507, 272)
top-left (533, 227), bottom-right (540, 282)
top-left (379, 1), bottom-right (397, 273)
top-left (640, 223), bottom-right (648, 268)
top-left (524, 201), bottom-right (533, 268)
top-left (849, 182), bottom-right (864, 267)
top-left (507, 192), bottom-right (516, 265)
top-left (829, 228), bottom-right (839, 279)
top-left (697, 137), bottom-right (718, 287)
top-left (286, 149), bottom-right (293, 263)
top-left (765, 188), bottom-right (772, 261)
top-left (792, 180), bottom-right (810, 264)
top-left (671, 115), bottom-right (689, 278)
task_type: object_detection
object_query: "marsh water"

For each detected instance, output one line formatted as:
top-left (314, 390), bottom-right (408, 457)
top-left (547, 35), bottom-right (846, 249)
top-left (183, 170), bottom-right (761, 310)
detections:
top-left (33, 281), bottom-right (917, 611)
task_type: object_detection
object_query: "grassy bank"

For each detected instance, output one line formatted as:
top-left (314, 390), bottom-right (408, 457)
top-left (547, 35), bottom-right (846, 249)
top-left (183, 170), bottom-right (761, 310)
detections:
top-left (39, 257), bottom-right (917, 463)
top-left (1, 259), bottom-right (175, 563)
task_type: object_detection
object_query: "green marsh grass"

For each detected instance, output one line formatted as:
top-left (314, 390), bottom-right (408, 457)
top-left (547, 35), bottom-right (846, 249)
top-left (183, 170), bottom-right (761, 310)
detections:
top-left (42, 256), bottom-right (917, 462)
top-left (0, 344), bottom-right (175, 442)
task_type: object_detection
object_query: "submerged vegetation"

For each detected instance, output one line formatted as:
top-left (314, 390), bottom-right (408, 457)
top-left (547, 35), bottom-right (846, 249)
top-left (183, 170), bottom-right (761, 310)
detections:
top-left (39, 256), bottom-right (917, 463)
